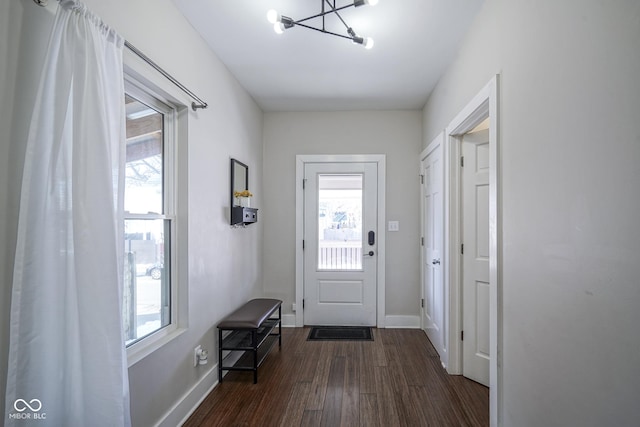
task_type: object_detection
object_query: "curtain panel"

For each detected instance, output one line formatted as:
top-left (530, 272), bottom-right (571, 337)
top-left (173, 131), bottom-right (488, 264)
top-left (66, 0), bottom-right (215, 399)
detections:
top-left (5, 1), bottom-right (131, 425)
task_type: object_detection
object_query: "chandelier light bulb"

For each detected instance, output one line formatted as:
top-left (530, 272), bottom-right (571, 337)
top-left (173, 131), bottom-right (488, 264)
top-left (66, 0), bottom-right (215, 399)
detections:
top-left (354, 0), bottom-right (378, 6)
top-left (274, 22), bottom-right (285, 34)
top-left (351, 34), bottom-right (374, 49)
top-left (267, 9), bottom-right (280, 24)
top-left (364, 37), bottom-right (374, 49)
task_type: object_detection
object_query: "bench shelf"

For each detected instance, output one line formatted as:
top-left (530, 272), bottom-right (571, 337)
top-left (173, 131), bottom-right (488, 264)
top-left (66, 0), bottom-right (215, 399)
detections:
top-left (220, 335), bottom-right (279, 372)
top-left (217, 299), bottom-right (282, 384)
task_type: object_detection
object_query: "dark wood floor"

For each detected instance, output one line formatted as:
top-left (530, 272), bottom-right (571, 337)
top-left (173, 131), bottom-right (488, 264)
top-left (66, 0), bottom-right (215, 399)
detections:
top-left (184, 327), bottom-right (488, 427)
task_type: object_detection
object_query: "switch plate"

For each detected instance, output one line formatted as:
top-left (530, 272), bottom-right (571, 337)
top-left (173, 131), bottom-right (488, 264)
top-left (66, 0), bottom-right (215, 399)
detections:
top-left (388, 221), bottom-right (400, 232)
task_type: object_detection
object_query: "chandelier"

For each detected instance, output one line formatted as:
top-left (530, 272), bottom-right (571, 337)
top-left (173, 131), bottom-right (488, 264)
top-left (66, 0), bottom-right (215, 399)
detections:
top-left (267, 0), bottom-right (378, 49)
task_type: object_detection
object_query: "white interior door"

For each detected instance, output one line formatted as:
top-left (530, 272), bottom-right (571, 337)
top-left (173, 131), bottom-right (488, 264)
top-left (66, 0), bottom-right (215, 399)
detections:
top-left (462, 128), bottom-right (490, 386)
top-left (303, 162), bottom-right (378, 326)
top-left (421, 141), bottom-right (446, 360)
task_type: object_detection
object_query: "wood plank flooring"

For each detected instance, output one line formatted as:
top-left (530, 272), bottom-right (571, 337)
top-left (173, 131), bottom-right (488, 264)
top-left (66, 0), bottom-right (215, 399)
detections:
top-left (184, 328), bottom-right (488, 427)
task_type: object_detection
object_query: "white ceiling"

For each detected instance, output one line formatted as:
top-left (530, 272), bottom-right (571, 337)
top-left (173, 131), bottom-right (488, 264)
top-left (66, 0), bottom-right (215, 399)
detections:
top-left (173, 0), bottom-right (484, 112)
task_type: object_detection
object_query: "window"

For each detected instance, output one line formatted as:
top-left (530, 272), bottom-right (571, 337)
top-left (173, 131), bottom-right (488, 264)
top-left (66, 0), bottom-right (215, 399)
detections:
top-left (122, 80), bottom-right (176, 348)
top-left (317, 174), bottom-right (363, 270)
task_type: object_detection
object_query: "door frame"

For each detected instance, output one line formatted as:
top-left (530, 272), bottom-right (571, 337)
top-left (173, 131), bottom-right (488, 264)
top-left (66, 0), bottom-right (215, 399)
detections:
top-left (295, 154), bottom-right (386, 328)
top-left (443, 75), bottom-right (501, 426)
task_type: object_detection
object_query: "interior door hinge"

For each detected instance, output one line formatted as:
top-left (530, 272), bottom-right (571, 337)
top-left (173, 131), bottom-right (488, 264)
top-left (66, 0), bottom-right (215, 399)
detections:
top-left (421, 237), bottom-right (424, 246)
top-left (421, 298), bottom-right (424, 308)
top-left (302, 240), bottom-right (305, 250)
top-left (302, 178), bottom-right (306, 189)
top-left (461, 330), bottom-right (464, 341)
top-left (302, 299), bottom-right (305, 309)
top-left (461, 156), bottom-right (464, 167)
top-left (420, 174), bottom-right (424, 184)
top-left (461, 243), bottom-right (464, 254)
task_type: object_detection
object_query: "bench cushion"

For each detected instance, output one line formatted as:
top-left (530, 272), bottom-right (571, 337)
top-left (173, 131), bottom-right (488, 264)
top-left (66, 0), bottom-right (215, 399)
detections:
top-left (217, 298), bottom-right (282, 329)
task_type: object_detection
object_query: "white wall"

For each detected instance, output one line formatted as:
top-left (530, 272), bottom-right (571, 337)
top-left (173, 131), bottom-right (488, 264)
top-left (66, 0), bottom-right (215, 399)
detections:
top-left (262, 111), bottom-right (423, 322)
top-left (423, 1), bottom-right (640, 425)
top-left (1, 1), bottom-right (264, 425)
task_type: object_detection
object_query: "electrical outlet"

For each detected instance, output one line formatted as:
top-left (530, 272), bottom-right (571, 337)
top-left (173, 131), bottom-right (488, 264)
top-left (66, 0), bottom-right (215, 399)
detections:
top-left (292, 303), bottom-right (297, 312)
top-left (194, 345), bottom-right (201, 367)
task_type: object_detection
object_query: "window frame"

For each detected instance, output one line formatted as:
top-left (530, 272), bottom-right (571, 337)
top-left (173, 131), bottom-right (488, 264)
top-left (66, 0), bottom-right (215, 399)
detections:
top-left (123, 73), bottom-right (185, 366)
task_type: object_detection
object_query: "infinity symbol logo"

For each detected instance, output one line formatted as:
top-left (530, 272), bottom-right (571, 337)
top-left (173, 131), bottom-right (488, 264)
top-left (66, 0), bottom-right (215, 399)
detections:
top-left (14, 399), bottom-right (42, 412)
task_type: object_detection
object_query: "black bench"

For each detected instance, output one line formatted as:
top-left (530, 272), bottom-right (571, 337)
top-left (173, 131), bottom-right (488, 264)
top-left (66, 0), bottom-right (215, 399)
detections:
top-left (217, 298), bottom-right (282, 384)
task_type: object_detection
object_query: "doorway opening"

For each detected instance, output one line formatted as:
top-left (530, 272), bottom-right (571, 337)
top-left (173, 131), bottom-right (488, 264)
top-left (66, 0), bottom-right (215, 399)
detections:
top-left (444, 75), bottom-right (501, 426)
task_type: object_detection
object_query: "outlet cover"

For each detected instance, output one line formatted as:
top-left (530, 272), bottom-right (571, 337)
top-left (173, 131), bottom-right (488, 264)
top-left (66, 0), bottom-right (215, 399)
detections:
top-left (388, 221), bottom-right (400, 232)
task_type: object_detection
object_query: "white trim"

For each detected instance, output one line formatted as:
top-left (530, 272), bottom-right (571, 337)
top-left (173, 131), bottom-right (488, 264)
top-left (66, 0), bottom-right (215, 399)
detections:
top-left (123, 71), bottom-right (190, 367)
top-left (384, 315), bottom-right (421, 329)
top-left (295, 157), bottom-right (304, 327)
top-left (281, 314), bottom-right (296, 327)
top-left (156, 364), bottom-right (218, 427)
top-left (443, 75), bottom-right (501, 427)
top-left (126, 327), bottom-right (186, 367)
top-left (295, 154), bottom-right (386, 328)
top-left (420, 131), bottom-right (445, 161)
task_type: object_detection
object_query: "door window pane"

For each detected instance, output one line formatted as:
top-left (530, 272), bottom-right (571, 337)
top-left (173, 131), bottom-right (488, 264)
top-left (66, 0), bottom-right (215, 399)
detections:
top-left (317, 174), bottom-right (363, 270)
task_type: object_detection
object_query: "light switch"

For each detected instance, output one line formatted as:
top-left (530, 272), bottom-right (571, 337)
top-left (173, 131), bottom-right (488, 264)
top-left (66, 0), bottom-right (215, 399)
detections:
top-left (388, 221), bottom-right (400, 232)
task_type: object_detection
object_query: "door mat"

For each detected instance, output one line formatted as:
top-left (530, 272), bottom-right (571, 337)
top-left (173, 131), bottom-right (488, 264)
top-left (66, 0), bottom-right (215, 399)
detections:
top-left (307, 326), bottom-right (373, 341)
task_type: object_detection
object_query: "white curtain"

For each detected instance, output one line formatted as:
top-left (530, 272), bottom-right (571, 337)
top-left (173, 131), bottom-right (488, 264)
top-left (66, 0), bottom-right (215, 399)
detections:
top-left (5, 1), bottom-right (131, 426)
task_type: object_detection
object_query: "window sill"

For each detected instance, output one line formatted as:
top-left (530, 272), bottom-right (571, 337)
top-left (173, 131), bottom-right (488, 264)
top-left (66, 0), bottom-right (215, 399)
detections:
top-left (126, 325), bottom-right (186, 367)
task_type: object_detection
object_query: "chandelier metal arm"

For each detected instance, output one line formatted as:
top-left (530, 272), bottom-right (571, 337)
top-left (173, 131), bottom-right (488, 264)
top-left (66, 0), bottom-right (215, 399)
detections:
top-left (293, 22), bottom-right (354, 41)
top-left (268, 0), bottom-right (376, 48)
top-left (322, 0), bottom-right (351, 31)
top-left (295, 3), bottom-right (354, 25)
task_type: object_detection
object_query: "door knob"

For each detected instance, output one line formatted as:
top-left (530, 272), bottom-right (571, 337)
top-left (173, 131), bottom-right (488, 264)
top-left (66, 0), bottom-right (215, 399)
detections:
top-left (432, 259), bottom-right (440, 265)
top-left (364, 250), bottom-right (375, 257)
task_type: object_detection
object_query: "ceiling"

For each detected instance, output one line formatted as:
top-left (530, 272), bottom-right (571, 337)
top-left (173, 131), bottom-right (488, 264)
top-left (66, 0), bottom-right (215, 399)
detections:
top-left (172, 0), bottom-right (484, 112)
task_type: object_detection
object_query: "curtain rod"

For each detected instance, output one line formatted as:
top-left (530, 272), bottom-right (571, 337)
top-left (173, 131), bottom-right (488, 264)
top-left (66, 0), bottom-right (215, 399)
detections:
top-left (122, 41), bottom-right (207, 111)
top-left (33, 0), bottom-right (208, 111)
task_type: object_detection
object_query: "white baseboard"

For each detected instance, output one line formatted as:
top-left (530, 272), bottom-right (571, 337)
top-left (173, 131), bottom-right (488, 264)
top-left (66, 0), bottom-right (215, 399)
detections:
top-left (282, 314), bottom-right (420, 329)
top-left (281, 313), bottom-right (296, 327)
top-left (384, 315), bottom-right (421, 329)
top-left (155, 363), bottom-right (218, 427)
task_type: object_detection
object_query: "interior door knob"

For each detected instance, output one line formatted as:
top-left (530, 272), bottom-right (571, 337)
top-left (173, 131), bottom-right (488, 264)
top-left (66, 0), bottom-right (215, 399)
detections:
top-left (364, 250), bottom-right (375, 256)
top-left (432, 259), bottom-right (440, 265)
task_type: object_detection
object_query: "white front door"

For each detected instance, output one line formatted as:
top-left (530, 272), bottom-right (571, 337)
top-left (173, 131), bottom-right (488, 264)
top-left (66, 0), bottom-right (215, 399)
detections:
top-left (303, 162), bottom-right (378, 326)
top-left (421, 139), bottom-right (446, 361)
top-left (462, 128), bottom-right (490, 386)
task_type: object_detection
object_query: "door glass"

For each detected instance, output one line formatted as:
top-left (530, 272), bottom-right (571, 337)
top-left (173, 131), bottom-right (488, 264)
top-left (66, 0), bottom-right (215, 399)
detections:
top-left (317, 174), bottom-right (363, 270)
